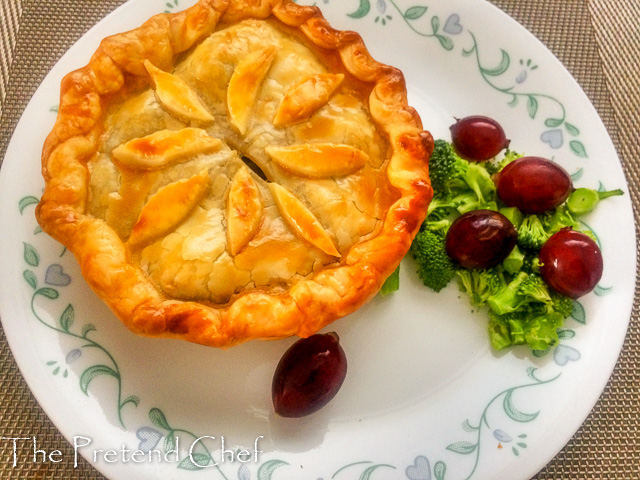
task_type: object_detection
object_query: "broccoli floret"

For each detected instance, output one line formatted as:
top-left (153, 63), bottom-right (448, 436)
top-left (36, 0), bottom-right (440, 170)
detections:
top-left (463, 162), bottom-right (497, 208)
top-left (517, 274), bottom-right (553, 305)
top-left (488, 309), bottom-right (563, 351)
top-left (523, 312), bottom-right (563, 351)
top-left (521, 254), bottom-right (541, 274)
top-left (456, 268), bottom-right (505, 306)
top-left (517, 215), bottom-right (550, 250)
top-left (423, 217), bottom-right (452, 236)
top-left (487, 272), bottom-right (557, 316)
top-left (539, 205), bottom-right (579, 236)
top-left (427, 140), bottom-right (497, 215)
top-left (429, 140), bottom-right (496, 201)
top-left (426, 194), bottom-right (457, 218)
top-left (455, 191), bottom-right (495, 214)
top-left (516, 208), bottom-right (583, 252)
top-left (483, 271), bottom-right (569, 350)
top-left (429, 139), bottom-right (468, 193)
top-left (487, 312), bottom-right (514, 350)
top-left (497, 149), bottom-right (525, 171)
top-left (411, 139), bottom-right (613, 353)
top-left (427, 189), bottom-right (494, 219)
top-left (485, 149), bottom-right (525, 175)
top-left (486, 271), bottom-right (530, 315)
top-left (549, 291), bottom-right (575, 318)
top-left (410, 229), bottom-right (457, 292)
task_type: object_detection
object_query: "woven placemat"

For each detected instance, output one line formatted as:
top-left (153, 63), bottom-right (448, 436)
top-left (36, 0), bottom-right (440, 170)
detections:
top-left (0, 1), bottom-right (638, 479)
top-left (0, 0), bottom-right (23, 121)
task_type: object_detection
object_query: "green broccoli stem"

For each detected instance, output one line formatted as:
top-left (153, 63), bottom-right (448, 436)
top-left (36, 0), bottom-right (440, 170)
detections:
top-left (499, 206), bottom-right (524, 229)
top-left (463, 162), bottom-right (496, 207)
top-left (486, 271), bottom-right (529, 315)
top-left (566, 187), bottom-right (624, 216)
top-left (380, 266), bottom-right (400, 296)
top-left (502, 245), bottom-right (524, 275)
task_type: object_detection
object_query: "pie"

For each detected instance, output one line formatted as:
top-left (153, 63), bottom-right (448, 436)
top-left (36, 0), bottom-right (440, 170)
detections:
top-left (36, 0), bottom-right (434, 348)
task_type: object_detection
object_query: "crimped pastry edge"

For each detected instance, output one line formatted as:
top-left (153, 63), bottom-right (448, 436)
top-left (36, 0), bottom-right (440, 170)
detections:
top-left (36, 0), bottom-right (433, 348)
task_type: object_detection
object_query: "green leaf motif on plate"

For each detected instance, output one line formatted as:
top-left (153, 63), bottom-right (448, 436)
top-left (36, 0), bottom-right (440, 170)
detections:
top-left (570, 140), bottom-right (588, 158)
top-left (346, 1), bottom-right (454, 49)
top-left (594, 284), bottom-right (613, 296)
top-left (122, 395), bottom-right (141, 408)
top-left (23, 270), bottom-right (38, 289)
top-left (503, 390), bottom-right (539, 422)
top-left (36, 287), bottom-right (59, 300)
top-left (23, 242), bottom-right (40, 267)
top-left (565, 122), bottom-right (580, 136)
top-left (545, 117), bottom-right (564, 128)
top-left (446, 441), bottom-right (477, 455)
top-left (462, 419), bottom-right (478, 432)
top-left (331, 460), bottom-right (396, 480)
top-left (570, 167), bottom-right (584, 182)
top-left (19, 195), bottom-right (39, 214)
top-left (21, 210), bottom-right (139, 428)
top-left (431, 14), bottom-right (440, 32)
top-left (570, 300), bottom-right (586, 324)
top-left (434, 460), bottom-right (447, 480)
top-left (179, 454), bottom-right (211, 470)
top-left (81, 323), bottom-right (97, 338)
top-left (163, 434), bottom-right (176, 455)
top-left (404, 6), bottom-right (427, 20)
top-left (526, 95), bottom-right (539, 119)
top-left (258, 459), bottom-right (289, 480)
top-left (60, 303), bottom-right (74, 332)
top-left (150, 407), bottom-right (173, 431)
top-left (557, 328), bottom-right (576, 340)
top-left (348, 0), bottom-right (371, 18)
top-left (141, 406), bottom-right (282, 478)
top-left (457, 26), bottom-right (587, 158)
top-left (479, 48), bottom-right (510, 77)
top-left (358, 464), bottom-right (396, 480)
top-left (437, 34), bottom-right (454, 51)
top-left (163, 0), bottom-right (180, 13)
top-left (446, 368), bottom-right (560, 479)
top-left (80, 364), bottom-right (120, 395)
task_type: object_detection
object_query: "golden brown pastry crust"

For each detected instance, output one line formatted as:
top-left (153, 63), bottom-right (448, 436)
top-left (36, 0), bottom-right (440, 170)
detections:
top-left (36, 0), bottom-right (433, 348)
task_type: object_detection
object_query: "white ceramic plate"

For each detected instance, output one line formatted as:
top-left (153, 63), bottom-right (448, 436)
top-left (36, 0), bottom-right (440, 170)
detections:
top-left (0, 1), bottom-right (636, 479)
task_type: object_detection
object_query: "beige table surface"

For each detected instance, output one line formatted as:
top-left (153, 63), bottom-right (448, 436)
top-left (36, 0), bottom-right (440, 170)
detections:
top-left (1, 0), bottom-right (638, 478)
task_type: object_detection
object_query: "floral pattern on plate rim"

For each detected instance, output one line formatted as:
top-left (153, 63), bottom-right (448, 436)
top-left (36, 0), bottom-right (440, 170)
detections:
top-left (15, 0), bottom-right (616, 478)
top-left (318, 0), bottom-right (589, 158)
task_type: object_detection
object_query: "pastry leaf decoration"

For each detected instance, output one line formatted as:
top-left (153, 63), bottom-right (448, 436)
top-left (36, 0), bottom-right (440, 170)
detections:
top-left (266, 143), bottom-right (368, 178)
top-left (226, 166), bottom-right (264, 256)
top-left (128, 170), bottom-right (211, 248)
top-left (144, 60), bottom-right (214, 123)
top-left (269, 183), bottom-right (340, 257)
top-left (112, 128), bottom-right (222, 170)
top-left (227, 45), bottom-right (277, 134)
top-left (273, 73), bottom-right (344, 127)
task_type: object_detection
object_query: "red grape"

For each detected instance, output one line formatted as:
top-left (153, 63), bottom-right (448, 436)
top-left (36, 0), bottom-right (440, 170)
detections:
top-left (496, 157), bottom-right (572, 214)
top-left (272, 332), bottom-right (347, 418)
top-left (450, 115), bottom-right (510, 161)
top-left (539, 228), bottom-right (603, 298)
top-left (445, 210), bottom-right (517, 269)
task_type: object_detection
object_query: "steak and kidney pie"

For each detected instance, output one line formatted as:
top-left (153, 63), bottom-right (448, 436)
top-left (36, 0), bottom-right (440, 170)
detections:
top-left (36, 0), bottom-right (433, 347)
